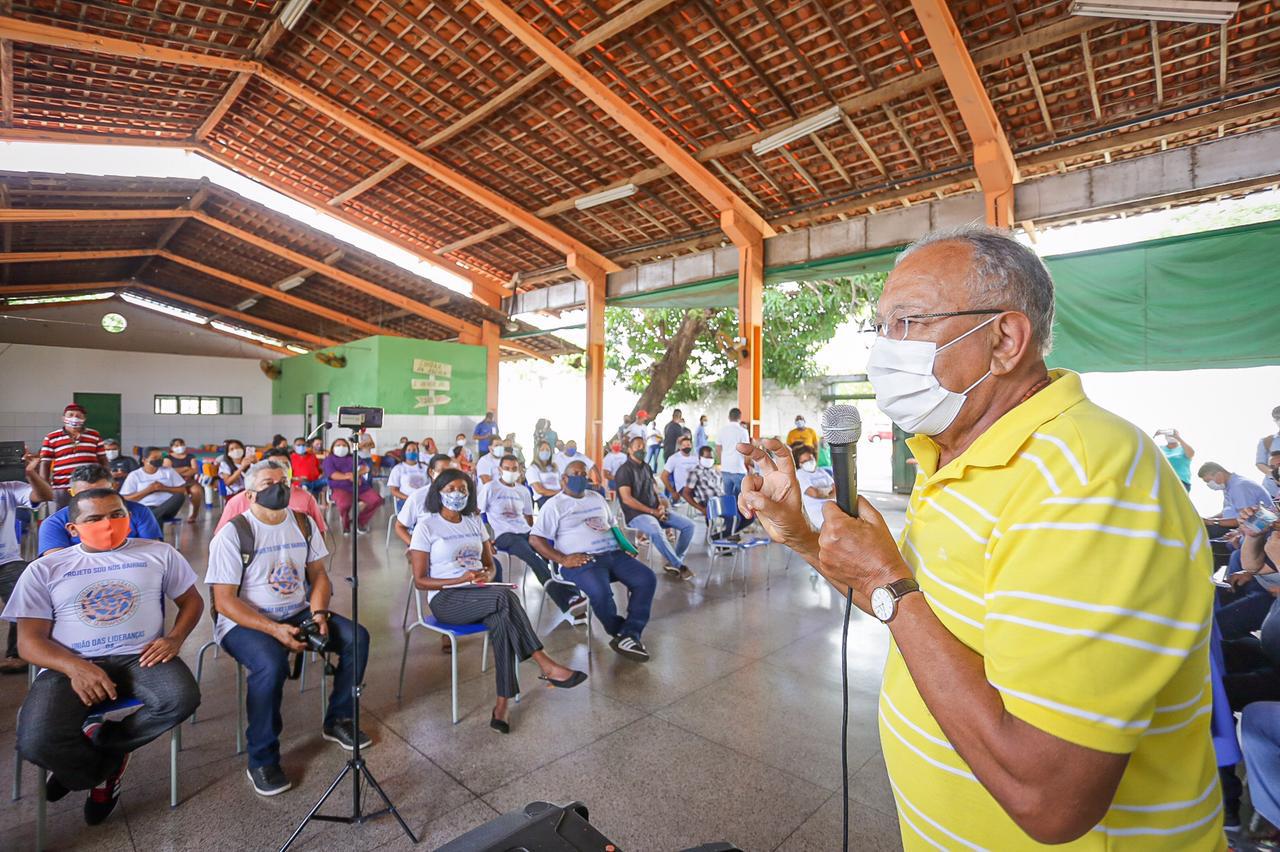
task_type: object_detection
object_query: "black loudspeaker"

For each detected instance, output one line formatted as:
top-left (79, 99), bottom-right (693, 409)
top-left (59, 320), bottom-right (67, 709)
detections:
top-left (436, 801), bottom-right (743, 852)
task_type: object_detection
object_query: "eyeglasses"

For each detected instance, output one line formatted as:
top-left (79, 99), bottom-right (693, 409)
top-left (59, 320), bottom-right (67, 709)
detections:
top-left (872, 309), bottom-right (1004, 341)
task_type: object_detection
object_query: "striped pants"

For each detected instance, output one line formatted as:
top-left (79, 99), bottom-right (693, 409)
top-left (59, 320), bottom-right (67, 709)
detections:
top-left (429, 587), bottom-right (542, 698)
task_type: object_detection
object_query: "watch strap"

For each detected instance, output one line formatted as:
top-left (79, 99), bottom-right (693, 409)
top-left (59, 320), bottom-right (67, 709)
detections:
top-left (885, 578), bottom-right (920, 601)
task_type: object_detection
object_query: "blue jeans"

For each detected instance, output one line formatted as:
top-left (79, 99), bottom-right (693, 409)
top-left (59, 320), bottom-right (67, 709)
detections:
top-left (1243, 702), bottom-right (1280, 827)
top-left (560, 550), bottom-right (656, 640)
top-left (221, 610), bottom-right (369, 769)
top-left (628, 511), bottom-right (695, 568)
top-left (721, 472), bottom-right (745, 504)
top-left (494, 532), bottom-right (572, 611)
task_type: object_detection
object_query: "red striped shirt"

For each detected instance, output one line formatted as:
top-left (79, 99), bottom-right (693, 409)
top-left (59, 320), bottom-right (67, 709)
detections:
top-left (39, 428), bottom-right (105, 487)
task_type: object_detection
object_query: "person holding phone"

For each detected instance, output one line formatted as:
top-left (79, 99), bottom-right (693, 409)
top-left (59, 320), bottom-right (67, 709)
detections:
top-left (408, 470), bottom-right (585, 733)
top-left (1156, 428), bottom-right (1195, 492)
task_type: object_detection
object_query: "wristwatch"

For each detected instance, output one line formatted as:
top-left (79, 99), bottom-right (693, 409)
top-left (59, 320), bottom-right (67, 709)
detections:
top-left (870, 578), bottom-right (921, 623)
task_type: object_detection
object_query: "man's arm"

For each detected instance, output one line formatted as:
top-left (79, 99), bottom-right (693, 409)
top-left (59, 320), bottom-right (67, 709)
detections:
top-left (24, 455), bottom-right (54, 503)
top-left (1175, 431), bottom-right (1194, 460)
top-left (16, 619), bottom-right (118, 705)
top-left (615, 484), bottom-right (656, 517)
top-left (138, 585), bottom-right (203, 667)
top-left (304, 559), bottom-right (333, 615)
top-left (528, 534), bottom-right (591, 568)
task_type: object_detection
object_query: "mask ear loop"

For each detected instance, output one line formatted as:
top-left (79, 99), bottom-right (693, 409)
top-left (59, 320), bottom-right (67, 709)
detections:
top-left (934, 313), bottom-right (1001, 354)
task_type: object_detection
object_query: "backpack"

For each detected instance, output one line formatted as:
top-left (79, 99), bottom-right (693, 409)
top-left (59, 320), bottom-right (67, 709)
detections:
top-left (210, 510), bottom-right (313, 624)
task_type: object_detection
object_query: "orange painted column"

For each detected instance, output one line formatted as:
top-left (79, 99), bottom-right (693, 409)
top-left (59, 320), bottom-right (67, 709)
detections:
top-left (481, 320), bottom-right (501, 415)
top-left (568, 251), bottom-right (607, 460)
top-left (721, 210), bottom-right (764, 439)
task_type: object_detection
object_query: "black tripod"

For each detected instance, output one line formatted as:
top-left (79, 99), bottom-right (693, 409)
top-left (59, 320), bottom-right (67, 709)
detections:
top-left (279, 426), bottom-right (418, 851)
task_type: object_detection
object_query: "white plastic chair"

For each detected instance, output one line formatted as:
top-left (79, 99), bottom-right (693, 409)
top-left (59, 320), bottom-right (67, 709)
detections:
top-left (397, 575), bottom-right (490, 724)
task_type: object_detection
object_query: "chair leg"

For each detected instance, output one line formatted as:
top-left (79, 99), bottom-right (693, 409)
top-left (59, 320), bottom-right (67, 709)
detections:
top-left (481, 633), bottom-right (489, 673)
top-left (384, 513), bottom-right (394, 550)
top-left (170, 727), bottom-right (180, 808)
top-left (235, 665), bottom-right (245, 756)
top-left (320, 662), bottom-right (328, 711)
top-left (397, 629), bottom-right (412, 700)
top-left (299, 651), bottom-right (308, 694)
top-left (36, 767), bottom-right (46, 852)
top-left (449, 636), bottom-right (459, 725)
top-left (11, 745), bottom-right (19, 802)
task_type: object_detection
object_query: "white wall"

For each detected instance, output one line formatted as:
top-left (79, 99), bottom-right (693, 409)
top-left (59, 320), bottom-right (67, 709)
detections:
top-left (0, 344), bottom-right (298, 452)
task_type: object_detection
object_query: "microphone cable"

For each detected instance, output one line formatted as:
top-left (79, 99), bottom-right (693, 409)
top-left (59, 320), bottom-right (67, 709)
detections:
top-left (841, 586), bottom-right (853, 852)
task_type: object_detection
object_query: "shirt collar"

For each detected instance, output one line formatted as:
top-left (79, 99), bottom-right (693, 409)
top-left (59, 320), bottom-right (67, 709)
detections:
top-left (906, 369), bottom-right (1087, 485)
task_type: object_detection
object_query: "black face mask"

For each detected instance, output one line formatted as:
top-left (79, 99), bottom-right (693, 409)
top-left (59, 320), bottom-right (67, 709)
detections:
top-left (680, 446), bottom-right (692, 455)
top-left (146, 457), bottom-right (163, 469)
top-left (630, 448), bottom-right (645, 462)
top-left (255, 481), bottom-right (291, 511)
top-left (1272, 466), bottom-right (1280, 483)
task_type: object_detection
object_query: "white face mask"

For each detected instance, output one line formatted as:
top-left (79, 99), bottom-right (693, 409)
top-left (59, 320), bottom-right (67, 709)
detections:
top-left (800, 460), bottom-right (817, 473)
top-left (500, 469), bottom-right (520, 485)
top-left (796, 420), bottom-right (806, 429)
top-left (171, 445), bottom-right (185, 454)
top-left (866, 315), bottom-right (998, 436)
top-left (456, 439), bottom-right (466, 447)
top-left (1206, 479), bottom-right (1225, 491)
top-left (105, 449), bottom-right (120, 461)
top-left (492, 445), bottom-right (505, 458)
top-left (228, 448), bottom-right (245, 460)
top-left (333, 445), bottom-right (350, 457)
top-left (698, 457), bottom-right (714, 468)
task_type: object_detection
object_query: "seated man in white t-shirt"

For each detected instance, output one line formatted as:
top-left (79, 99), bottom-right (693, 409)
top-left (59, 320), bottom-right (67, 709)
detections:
top-left (474, 442), bottom-right (509, 486)
top-left (480, 455), bottom-right (584, 621)
top-left (661, 434), bottom-right (699, 502)
top-left (387, 441), bottom-right (430, 505)
top-left (120, 447), bottom-right (189, 524)
top-left (530, 460), bottom-right (657, 662)
top-left (4, 487), bottom-right (202, 826)
top-left (793, 445), bottom-right (835, 530)
top-left (554, 440), bottom-right (598, 484)
top-left (206, 461), bottom-right (370, 797)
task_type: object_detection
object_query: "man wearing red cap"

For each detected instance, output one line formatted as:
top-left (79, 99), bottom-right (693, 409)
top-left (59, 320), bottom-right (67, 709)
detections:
top-left (39, 404), bottom-right (108, 509)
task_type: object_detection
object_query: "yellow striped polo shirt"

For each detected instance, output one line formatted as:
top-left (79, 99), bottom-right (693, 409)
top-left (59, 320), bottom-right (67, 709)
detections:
top-left (882, 369), bottom-right (1222, 850)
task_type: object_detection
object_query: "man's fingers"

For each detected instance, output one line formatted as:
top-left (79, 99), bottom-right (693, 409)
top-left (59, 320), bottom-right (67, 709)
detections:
top-left (735, 441), bottom-right (776, 474)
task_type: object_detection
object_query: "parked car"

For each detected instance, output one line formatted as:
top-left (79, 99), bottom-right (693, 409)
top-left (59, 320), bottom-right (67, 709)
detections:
top-left (867, 427), bottom-right (894, 443)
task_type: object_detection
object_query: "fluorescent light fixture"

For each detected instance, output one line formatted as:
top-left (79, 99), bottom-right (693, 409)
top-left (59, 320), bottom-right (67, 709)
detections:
top-left (234, 297), bottom-right (260, 311)
top-left (211, 320), bottom-right (286, 349)
top-left (6, 291), bottom-right (115, 306)
top-left (120, 292), bottom-right (208, 325)
top-left (285, 344), bottom-right (309, 355)
top-left (574, 183), bottom-right (637, 211)
top-left (278, 0), bottom-right (314, 31)
top-left (1069, 0), bottom-right (1238, 24)
top-left (751, 106), bottom-right (844, 156)
top-left (276, 275), bottom-right (306, 292)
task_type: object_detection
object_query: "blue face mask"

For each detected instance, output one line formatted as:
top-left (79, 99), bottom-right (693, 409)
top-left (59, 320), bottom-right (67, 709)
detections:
top-left (565, 447), bottom-right (576, 457)
top-left (405, 452), bottom-right (419, 462)
top-left (441, 491), bottom-right (468, 511)
top-left (565, 475), bottom-right (588, 494)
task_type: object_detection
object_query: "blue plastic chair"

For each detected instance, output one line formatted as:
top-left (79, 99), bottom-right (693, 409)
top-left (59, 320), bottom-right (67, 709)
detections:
top-left (397, 576), bottom-right (490, 724)
top-left (704, 495), bottom-right (770, 592)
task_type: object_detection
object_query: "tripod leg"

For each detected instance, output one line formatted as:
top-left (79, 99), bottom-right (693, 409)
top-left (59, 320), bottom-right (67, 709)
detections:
top-left (277, 761), bottom-right (353, 852)
top-left (358, 763), bottom-right (419, 843)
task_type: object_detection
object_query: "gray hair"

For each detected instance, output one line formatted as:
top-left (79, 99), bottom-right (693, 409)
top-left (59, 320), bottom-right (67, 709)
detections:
top-left (244, 459), bottom-right (283, 492)
top-left (897, 224), bottom-right (1056, 356)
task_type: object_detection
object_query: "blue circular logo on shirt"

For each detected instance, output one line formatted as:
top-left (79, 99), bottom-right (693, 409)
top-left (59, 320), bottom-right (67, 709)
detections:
top-left (456, 546), bottom-right (483, 572)
top-left (76, 580), bottom-right (139, 627)
top-left (269, 562), bottom-right (302, 596)
top-left (584, 517), bottom-right (610, 532)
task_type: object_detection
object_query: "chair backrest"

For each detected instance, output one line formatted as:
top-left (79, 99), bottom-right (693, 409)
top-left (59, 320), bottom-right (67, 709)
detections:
top-left (709, 495), bottom-right (737, 520)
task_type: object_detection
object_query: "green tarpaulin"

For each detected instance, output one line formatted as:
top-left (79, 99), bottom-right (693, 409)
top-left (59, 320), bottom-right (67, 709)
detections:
top-left (607, 219), bottom-right (1280, 372)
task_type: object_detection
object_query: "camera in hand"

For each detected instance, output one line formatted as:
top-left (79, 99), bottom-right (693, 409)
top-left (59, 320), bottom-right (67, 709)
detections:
top-left (289, 614), bottom-right (333, 680)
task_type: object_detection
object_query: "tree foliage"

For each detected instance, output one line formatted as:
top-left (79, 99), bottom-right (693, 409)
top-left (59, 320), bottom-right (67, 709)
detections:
top-left (604, 273), bottom-right (885, 414)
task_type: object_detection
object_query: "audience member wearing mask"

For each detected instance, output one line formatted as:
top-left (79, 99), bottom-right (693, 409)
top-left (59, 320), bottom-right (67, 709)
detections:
top-left (624, 411), bottom-right (647, 442)
top-left (4, 487), bottom-right (202, 825)
top-left (644, 417), bottom-right (662, 471)
top-left (472, 411), bottom-right (499, 457)
top-left (479, 456), bottom-right (586, 622)
top-left (39, 464), bottom-right (161, 557)
top-left (392, 454), bottom-right (456, 547)
top-left (410, 470), bottom-right (586, 733)
top-left (121, 448), bottom-right (189, 525)
top-left (601, 442), bottom-right (628, 496)
top-left (290, 437), bottom-right (325, 497)
top-left (786, 415), bottom-right (818, 450)
top-left (714, 407), bottom-right (751, 503)
top-left (207, 461), bottom-right (369, 796)
top-left (451, 445), bottom-right (473, 474)
top-left (1258, 405), bottom-right (1280, 476)
top-left (531, 460), bottom-right (657, 663)
top-left (683, 445), bottom-right (734, 535)
top-left (661, 434), bottom-right (698, 502)
top-left (163, 438), bottom-right (203, 524)
top-left (322, 438), bottom-right (383, 536)
top-left (453, 433), bottom-right (471, 462)
top-left (533, 419), bottom-right (558, 458)
top-left (793, 445), bottom-right (835, 530)
top-left (214, 450), bottom-right (326, 536)
top-left (662, 409), bottom-right (689, 461)
top-left (102, 439), bottom-right (138, 488)
top-left (528, 440), bottom-right (561, 508)
top-left (421, 436), bottom-right (440, 458)
top-left (474, 440), bottom-right (507, 486)
top-left (1156, 429), bottom-right (1196, 492)
top-left (39, 403), bottom-right (108, 509)
top-left (694, 415), bottom-right (709, 453)
top-left (270, 435), bottom-right (290, 452)
top-left (387, 441), bottom-right (429, 505)
top-left (616, 436), bottom-right (696, 580)
top-left (0, 451), bottom-right (53, 673)
top-left (553, 440), bottom-right (596, 485)
top-left (218, 440), bottom-right (253, 496)
top-left (1201, 462), bottom-right (1276, 530)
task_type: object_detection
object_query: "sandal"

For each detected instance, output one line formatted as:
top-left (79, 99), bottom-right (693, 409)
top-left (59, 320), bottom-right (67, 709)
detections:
top-left (538, 670), bottom-right (587, 689)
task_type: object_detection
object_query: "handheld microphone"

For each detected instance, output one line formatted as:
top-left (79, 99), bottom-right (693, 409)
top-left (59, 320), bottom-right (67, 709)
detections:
top-left (821, 404), bottom-right (862, 517)
top-left (305, 420), bottom-right (333, 441)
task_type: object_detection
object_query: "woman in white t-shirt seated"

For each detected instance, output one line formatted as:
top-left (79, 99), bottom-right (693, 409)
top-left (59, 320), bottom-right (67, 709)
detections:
top-left (527, 440), bottom-right (561, 508)
top-left (794, 445), bottom-right (835, 530)
top-left (218, 439), bottom-right (253, 496)
top-left (409, 470), bottom-right (586, 733)
top-left (387, 441), bottom-right (430, 506)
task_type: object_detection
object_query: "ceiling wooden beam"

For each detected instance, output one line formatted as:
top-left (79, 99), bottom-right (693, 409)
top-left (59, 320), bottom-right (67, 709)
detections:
top-left (0, 127), bottom-right (190, 146)
top-left (134, 182), bottom-right (208, 280)
top-left (128, 282), bottom-right (338, 348)
top-left (0, 281), bottom-right (119, 295)
top-left (0, 208), bottom-right (194, 222)
top-left (0, 15), bottom-right (258, 73)
top-left (498, 337), bottom-right (553, 363)
top-left (325, 0), bottom-right (682, 207)
top-left (475, 0), bottom-right (774, 242)
top-left (155, 250), bottom-right (391, 339)
top-left (195, 71), bottom-right (252, 140)
top-left (910, 0), bottom-right (1018, 226)
top-left (0, 248), bottom-right (153, 262)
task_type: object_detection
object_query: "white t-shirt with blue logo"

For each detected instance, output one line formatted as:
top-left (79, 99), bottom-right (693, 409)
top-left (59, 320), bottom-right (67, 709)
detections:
top-left (0, 481), bottom-right (34, 564)
top-left (530, 491), bottom-right (618, 556)
top-left (205, 511), bottom-right (329, 643)
top-left (409, 513), bottom-right (488, 602)
top-left (796, 467), bottom-right (835, 529)
top-left (478, 480), bottom-right (533, 539)
top-left (0, 538), bottom-right (197, 658)
top-left (388, 462), bottom-right (429, 496)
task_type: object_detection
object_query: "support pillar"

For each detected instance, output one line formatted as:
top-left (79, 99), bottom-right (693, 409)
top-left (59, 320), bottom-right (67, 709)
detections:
top-left (721, 210), bottom-right (764, 439)
top-left (481, 320), bottom-right (500, 415)
top-left (568, 251), bottom-right (607, 460)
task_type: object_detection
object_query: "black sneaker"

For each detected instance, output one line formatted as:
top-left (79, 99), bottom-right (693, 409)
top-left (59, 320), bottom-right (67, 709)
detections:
top-left (246, 764), bottom-right (291, 796)
top-left (609, 634), bottom-right (650, 662)
top-left (84, 753), bottom-right (128, 825)
top-left (46, 774), bottom-right (71, 803)
top-left (322, 719), bottom-right (373, 751)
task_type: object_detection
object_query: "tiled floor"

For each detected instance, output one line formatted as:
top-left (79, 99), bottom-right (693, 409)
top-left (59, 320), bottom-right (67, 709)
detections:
top-left (0, 492), bottom-right (909, 851)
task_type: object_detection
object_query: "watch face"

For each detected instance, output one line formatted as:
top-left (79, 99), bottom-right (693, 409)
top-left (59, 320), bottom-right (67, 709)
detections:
top-left (871, 587), bottom-right (895, 622)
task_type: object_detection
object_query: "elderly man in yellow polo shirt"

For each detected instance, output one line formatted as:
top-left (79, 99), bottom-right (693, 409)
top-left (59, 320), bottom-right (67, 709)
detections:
top-left (740, 225), bottom-right (1220, 850)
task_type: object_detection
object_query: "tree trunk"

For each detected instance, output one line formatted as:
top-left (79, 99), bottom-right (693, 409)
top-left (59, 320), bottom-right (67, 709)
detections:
top-left (629, 309), bottom-right (711, 419)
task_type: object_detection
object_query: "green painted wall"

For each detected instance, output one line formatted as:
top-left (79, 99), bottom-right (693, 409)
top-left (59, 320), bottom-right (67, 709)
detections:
top-left (271, 336), bottom-right (487, 415)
